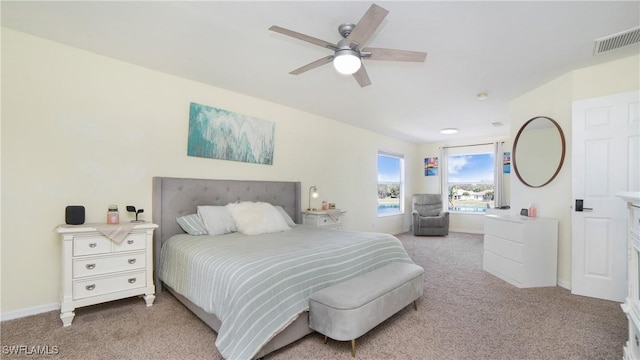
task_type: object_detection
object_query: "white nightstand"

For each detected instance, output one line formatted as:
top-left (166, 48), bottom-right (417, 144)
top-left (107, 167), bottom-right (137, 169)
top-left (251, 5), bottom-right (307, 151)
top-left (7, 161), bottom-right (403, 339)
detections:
top-left (302, 210), bottom-right (346, 230)
top-left (55, 222), bottom-right (157, 326)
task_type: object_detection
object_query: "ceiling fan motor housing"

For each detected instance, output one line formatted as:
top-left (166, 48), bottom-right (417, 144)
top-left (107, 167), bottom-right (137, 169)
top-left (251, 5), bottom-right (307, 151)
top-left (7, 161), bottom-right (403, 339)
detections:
top-left (338, 23), bottom-right (356, 38)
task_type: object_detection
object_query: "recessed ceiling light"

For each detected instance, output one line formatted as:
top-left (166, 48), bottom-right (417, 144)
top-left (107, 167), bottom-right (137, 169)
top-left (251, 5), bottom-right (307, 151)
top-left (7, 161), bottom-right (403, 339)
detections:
top-left (477, 92), bottom-right (488, 100)
top-left (440, 128), bottom-right (458, 134)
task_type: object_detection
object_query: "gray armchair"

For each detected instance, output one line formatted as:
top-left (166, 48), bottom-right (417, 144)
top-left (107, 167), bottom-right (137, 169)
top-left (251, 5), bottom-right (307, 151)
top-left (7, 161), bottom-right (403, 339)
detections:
top-left (411, 194), bottom-right (449, 236)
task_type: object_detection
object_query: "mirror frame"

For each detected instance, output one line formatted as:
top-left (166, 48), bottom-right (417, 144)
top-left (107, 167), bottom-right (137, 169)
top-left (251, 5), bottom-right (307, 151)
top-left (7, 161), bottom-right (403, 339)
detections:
top-left (512, 116), bottom-right (566, 188)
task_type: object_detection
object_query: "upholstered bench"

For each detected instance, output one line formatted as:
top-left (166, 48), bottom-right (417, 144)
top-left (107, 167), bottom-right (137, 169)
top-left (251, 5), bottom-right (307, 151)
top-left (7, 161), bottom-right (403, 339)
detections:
top-left (309, 262), bottom-right (424, 357)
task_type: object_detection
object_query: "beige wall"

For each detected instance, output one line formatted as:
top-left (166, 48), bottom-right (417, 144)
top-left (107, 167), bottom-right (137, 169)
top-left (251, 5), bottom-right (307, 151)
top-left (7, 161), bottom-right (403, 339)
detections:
top-left (1, 29), bottom-right (418, 315)
top-left (509, 54), bottom-right (640, 288)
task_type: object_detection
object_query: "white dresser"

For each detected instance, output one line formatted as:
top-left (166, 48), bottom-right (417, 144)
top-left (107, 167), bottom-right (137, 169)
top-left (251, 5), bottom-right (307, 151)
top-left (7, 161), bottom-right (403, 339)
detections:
top-left (302, 210), bottom-right (346, 230)
top-left (617, 192), bottom-right (640, 360)
top-left (55, 222), bottom-right (157, 326)
top-left (483, 214), bottom-right (558, 288)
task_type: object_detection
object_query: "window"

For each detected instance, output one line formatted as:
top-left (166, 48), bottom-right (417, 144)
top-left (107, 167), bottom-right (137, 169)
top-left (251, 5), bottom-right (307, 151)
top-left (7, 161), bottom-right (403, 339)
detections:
top-left (377, 152), bottom-right (404, 216)
top-left (444, 145), bottom-right (494, 213)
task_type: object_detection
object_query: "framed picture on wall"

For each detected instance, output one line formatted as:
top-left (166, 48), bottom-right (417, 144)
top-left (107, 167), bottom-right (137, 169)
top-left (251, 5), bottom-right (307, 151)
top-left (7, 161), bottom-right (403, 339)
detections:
top-left (424, 157), bottom-right (438, 176)
top-left (503, 152), bottom-right (511, 174)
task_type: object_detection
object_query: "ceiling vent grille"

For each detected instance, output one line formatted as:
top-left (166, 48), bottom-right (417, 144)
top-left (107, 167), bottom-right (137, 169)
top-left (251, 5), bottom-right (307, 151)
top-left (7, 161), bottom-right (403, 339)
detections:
top-left (594, 26), bottom-right (640, 55)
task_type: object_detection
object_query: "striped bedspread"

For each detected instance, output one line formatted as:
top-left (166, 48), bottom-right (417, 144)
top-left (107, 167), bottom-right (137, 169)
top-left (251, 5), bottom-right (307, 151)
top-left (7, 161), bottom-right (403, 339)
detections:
top-left (159, 226), bottom-right (415, 360)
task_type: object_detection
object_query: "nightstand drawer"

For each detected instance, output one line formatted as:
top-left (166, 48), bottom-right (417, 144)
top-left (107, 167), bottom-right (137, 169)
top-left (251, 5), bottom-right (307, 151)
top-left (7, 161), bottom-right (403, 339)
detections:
top-left (318, 216), bottom-right (339, 226)
top-left (73, 271), bottom-right (146, 299)
top-left (73, 253), bottom-right (146, 278)
top-left (73, 236), bottom-right (112, 256)
top-left (113, 233), bottom-right (147, 252)
top-left (302, 211), bottom-right (345, 229)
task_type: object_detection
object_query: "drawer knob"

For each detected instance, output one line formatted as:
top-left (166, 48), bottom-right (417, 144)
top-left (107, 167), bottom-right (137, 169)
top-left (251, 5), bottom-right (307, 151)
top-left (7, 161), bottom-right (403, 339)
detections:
top-left (89, 243), bottom-right (97, 248)
top-left (128, 278), bottom-right (137, 284)
top-left (128, 258), bottom-right (136, 264)
top-left (85, 284), bottom-right (95, 291)
top-left (127, 239), bottom-right (134, 245)
top-left (85, 263), bottom-right (96, 270)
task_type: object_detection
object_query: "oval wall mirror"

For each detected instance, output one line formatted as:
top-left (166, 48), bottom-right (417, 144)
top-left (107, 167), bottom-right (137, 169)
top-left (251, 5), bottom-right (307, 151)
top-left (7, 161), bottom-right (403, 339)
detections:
top-left (512, 116), bottom-right (566, 188)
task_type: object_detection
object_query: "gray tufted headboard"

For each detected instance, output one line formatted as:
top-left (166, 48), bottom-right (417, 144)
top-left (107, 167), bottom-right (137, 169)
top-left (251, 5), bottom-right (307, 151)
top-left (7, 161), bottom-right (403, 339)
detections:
top-left (152, 177), bottom-right (301, 291)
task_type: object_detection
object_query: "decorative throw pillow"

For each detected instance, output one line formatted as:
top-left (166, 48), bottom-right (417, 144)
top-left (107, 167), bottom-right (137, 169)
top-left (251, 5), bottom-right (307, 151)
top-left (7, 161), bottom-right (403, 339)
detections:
top-left (226, 201), bottom-right (291, 235)
top-left (197, 206), bottom-right (238, 236)
top-left (176, 214), bottom-right (208, 236)
top-left (275, 205), bottom-right (297, 227)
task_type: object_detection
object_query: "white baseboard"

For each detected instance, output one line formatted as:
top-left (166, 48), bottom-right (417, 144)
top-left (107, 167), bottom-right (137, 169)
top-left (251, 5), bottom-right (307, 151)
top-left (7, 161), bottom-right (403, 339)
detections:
top-left (0, 302), bottom-right (59, 322)
top-left (449, 227), bottom-right (484, 235)
top-left (557, 279), bottom-right (571, 290)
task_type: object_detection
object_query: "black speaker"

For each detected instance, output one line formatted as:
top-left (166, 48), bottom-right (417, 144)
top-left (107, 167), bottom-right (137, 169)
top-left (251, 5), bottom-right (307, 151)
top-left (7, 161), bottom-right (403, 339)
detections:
top-left (65, 206), bottom-right (85, 225)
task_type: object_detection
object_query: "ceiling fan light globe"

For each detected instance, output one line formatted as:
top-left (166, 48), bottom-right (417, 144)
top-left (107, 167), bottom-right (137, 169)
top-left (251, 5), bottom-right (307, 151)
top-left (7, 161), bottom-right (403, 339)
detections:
top-left (333, 51), bottom-right (361, 75)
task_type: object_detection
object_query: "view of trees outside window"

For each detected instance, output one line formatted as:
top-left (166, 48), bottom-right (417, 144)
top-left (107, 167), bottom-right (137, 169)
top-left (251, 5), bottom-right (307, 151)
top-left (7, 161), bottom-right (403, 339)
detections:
top-left (447, 153), bottom-right (494, 212)
top-left (377, 153), bottom-right (403, 215)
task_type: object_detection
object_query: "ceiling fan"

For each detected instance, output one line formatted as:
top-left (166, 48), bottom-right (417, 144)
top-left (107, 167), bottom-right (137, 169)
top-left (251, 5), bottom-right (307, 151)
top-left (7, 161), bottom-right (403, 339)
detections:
top-left (269, 3), bottom-right (427, 87)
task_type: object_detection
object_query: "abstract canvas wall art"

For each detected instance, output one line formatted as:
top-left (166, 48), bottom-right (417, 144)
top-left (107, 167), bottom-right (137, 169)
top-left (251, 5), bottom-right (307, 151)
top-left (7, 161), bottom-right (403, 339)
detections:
top-left (187, 102), bottom-right (275, 165)
top-left (503, 151), bottom-right (511, 174)
top-left (424, 157), bottom-right (438, 176)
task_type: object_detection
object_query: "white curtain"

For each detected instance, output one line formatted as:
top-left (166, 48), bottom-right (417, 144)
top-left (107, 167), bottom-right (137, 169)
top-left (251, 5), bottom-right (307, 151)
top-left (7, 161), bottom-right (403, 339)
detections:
top-left (439, 147), bottom-right (448, 211)
top-left (493, 141), bottom-right (505, 208)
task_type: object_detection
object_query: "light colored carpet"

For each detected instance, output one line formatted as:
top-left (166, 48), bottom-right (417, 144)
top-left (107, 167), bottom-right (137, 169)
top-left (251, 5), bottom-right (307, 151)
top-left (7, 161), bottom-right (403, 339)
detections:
top-left (0, 232), bottom-right (625, 359)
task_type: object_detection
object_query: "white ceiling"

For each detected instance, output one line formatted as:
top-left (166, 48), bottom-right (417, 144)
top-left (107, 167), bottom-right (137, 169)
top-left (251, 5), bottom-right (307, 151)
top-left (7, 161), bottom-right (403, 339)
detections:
top-left (2, 1), bottom-right (639, 143)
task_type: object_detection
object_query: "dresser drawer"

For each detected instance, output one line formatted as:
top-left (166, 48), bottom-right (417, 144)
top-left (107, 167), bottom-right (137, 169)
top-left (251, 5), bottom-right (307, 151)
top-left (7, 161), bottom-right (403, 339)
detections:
top-left (112, 232), bottom-right (147, 253)
top-left (73, 236), bottom-right (112, 256)
top-left (483, 251), bottom-right (523, 285)
top-left (73, 252), bottom-right (146, 278)
top-left (485, 218), bottom-right (524, 243)
top-left (484, 234), bottom-right (523, 263)
top-left (73, 271), bottom-right (146, 299)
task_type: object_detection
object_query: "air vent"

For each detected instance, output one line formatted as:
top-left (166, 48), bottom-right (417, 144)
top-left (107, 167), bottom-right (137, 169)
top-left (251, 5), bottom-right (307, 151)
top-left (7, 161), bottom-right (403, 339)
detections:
top-left (594, 26), bottom-right (640, 55)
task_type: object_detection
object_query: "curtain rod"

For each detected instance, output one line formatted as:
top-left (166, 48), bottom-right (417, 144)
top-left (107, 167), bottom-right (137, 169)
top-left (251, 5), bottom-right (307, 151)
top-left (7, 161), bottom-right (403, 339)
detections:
top-left (439, 141), bottom-right (504, 150)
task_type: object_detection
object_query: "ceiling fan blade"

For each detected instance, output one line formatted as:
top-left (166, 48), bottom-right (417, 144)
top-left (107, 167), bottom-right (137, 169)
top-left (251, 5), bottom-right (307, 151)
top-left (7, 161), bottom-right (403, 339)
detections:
top-left (289, 55), bottom-right (334, 75)
top-left (269, 25), bottom-right (338, 51)
top-left (362, 47), bottom-right (428, 62)
top-left (346, 4), bottom-right (389, 48)
top-left (352, 65), bottom-right (372, 87)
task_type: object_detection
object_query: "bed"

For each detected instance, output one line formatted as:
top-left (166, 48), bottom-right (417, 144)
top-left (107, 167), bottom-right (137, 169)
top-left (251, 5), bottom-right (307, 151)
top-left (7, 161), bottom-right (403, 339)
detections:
top-left (152, 177), bottom-right (416, 359)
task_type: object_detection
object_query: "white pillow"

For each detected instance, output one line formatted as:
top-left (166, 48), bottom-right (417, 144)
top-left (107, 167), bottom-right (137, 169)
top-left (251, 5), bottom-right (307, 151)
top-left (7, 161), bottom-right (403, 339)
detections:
top-left (226, 202), bottom-right (291, 235)
top-left (197, 206), bottom-right (237, 236)
top-left (275, 206), bottom-right (296, 227)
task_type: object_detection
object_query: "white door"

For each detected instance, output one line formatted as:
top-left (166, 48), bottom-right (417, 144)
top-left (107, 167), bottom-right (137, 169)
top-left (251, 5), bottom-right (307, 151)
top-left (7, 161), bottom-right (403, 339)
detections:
top-left (571, 90), bottom-right (639, 302)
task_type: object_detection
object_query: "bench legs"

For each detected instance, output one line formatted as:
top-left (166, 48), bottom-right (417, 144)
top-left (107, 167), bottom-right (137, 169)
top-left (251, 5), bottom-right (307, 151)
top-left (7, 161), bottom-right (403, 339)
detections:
top-left (321, 301), bottom-right (419, 357)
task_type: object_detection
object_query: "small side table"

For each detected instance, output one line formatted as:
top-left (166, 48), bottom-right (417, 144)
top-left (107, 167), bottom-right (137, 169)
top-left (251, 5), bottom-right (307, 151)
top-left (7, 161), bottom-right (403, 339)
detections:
top-left (55, 222), bottom-right (157, 326)
top-left (302, 210), bottom-right (346, 230)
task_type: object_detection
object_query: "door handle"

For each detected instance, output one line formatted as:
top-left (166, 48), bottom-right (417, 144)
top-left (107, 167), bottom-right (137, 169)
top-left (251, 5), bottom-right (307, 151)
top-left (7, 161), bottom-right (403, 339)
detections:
top-left (575, 199), bottom-right (593, 212)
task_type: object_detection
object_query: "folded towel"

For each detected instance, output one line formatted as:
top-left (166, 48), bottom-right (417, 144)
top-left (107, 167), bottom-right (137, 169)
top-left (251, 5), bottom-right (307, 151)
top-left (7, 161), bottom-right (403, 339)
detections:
top-left (326, 209), bottom-right (343, 222)
top-left (96, 223), bottom-right (137, 244)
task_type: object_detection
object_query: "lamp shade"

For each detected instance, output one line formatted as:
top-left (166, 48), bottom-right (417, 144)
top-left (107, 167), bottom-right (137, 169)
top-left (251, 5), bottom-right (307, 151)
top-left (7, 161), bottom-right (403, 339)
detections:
top-left (308, 185), bottom-right (319, 210)
top-left (333, 50), bottom-right (361, 75)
